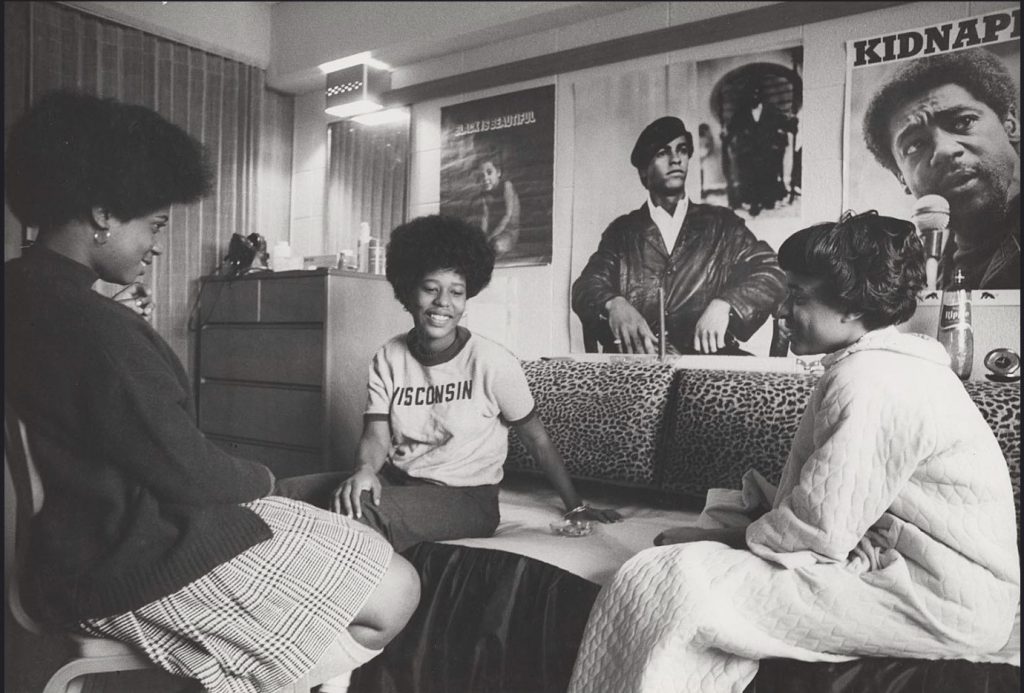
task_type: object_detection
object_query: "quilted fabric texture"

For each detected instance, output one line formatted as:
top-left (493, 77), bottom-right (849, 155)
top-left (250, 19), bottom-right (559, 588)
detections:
top-left (568, 332), bottom-right (1020, 693)
top-left (660, 370), bottom-right (1020, 528)
top-left (505, 359), bottom-right (677, 486)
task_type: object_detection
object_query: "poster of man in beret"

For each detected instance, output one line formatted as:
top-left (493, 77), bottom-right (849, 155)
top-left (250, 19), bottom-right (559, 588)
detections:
top-left (440, 85), bottom-right (555, 267)
top-left (844, 7), bottom-right (1020, 291)
top-left (568, 48), bottom-right (801, 356)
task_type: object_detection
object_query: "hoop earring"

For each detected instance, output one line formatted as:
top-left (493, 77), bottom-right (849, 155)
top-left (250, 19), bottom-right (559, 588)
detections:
top-left (93, 229), bottom-right (109, 245)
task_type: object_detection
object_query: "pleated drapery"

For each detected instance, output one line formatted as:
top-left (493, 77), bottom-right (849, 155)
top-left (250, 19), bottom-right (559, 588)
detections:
top-left (324, 118), bottom-right (409, 254)
top-left (3, 2), bottom-right (294, 372)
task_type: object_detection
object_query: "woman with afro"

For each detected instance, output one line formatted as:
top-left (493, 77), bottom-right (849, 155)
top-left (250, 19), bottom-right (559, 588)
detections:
top-left (4, 90), bottom-right (419, 693)
top-left (279, 215), bottom-right (621, 550)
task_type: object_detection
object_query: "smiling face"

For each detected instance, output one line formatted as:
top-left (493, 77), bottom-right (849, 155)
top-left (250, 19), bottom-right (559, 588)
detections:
top-left (778, 272), bottom-right (865, 356)
top-left (480, 161), bottom-right (501, 192)
top-left (887, 84), bottom-right (1020, 235)
top-left (643, 135), bottom-right (690, 196)
top-left (407, 269), bottom-right (467, 353)
top-left (93, 208), bottom-right (168, 285)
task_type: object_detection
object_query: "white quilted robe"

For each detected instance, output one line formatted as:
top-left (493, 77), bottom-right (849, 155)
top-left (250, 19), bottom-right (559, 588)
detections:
top-left (568, 328), bottom-right (1020, 693)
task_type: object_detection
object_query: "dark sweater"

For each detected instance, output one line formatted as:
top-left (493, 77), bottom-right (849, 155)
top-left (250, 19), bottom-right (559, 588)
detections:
top-left (5, 246), bottom-right (274, 625)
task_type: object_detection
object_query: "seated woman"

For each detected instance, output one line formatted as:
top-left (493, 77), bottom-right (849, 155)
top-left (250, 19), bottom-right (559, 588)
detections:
top-left (567, 211), bottom-right (1019, 693)
top-left (277, 215), bottom-right (621, 552)
top-left (4, 90), bottom-right (419, 693)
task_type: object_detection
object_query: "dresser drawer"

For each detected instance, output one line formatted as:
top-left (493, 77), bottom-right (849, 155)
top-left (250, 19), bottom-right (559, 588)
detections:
top-left (261, 277), bottom-right (325, 323)
top-left (200, 326), bottom-right (324, 385)
top-left (199, 278), bottom-right (259, 323)
top-left (199, 383), bottom-right (323, 448)
top-left (208, 435), bottom-right (323, 478)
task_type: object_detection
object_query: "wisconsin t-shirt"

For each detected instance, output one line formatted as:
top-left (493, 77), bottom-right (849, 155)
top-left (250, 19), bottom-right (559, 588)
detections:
top-left (365, 327), bottom-right (535, 486)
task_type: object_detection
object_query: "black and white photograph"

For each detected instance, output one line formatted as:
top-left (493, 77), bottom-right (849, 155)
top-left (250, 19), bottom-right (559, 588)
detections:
top-left (4, 4), bottom-right (1019, 693)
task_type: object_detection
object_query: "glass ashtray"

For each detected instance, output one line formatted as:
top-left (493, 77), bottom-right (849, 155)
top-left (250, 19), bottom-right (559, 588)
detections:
top-left (549, 518), bottom-right (593, 537)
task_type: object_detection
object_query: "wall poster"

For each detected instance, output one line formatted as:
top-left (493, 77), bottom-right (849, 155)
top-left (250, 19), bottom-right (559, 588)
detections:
top-left (695, 46), bottom-right (804, 228)
top-left (568, 46), bottom-right (803, 356)
top-left (843, 7), bottom-right (1020, 293)
top-left (440, 85), bottom-right (555, 267)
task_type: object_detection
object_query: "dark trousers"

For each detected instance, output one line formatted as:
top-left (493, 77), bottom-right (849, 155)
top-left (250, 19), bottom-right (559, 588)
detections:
top-left (274, 465), bottom-right (500, 552)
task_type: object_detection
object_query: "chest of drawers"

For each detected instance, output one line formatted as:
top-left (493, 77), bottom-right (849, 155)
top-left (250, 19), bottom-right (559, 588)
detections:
top-left (196, 269), bottom-right (409, 477)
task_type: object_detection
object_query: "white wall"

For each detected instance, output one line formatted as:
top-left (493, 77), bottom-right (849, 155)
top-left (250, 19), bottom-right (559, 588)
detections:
top-left (288, 1), bottom-right (1020, 372)
top-left (62, 1), bottom-right (272, 68)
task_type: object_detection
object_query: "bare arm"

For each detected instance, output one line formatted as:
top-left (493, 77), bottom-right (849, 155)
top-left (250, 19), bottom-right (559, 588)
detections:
top-left (332, 418), bottom-right (390, 518)
top-left (514, 415), bottom-right (622, 523)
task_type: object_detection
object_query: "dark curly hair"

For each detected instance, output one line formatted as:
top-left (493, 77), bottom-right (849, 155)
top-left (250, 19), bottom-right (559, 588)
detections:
top-left (778, 211), bottom-right (925, 329)
top-left (5, 90), bottom-right (212, 229)
top-left (862, 49), bottom-right (1018, 176)
top-left (385, 215), bottom-right (495, 306)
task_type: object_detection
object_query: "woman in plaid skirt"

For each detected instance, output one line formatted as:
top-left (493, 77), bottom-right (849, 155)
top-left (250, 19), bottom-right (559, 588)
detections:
top-left (5, 90), bottom-right (420, 692)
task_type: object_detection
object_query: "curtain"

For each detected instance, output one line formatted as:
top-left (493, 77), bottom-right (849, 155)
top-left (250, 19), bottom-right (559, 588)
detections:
top-left (324, 118), bottom-right (409, 254)
top-left (3, 2), bottom-right (294, 373)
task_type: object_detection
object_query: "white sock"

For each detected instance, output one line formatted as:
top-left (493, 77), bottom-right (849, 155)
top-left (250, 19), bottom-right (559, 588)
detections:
top-left (318, 670), bottom-right (351, 693)
top-left (313, 629), bottom-right (382, 692)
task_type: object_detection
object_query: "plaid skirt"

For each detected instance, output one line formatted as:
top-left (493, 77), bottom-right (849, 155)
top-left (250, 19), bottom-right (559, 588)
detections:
top-left (78, 496), bottom-right (393, 693)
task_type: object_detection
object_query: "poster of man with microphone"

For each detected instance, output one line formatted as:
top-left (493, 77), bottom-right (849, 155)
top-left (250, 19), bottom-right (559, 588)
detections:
top-left (843, 7), bottom-right (1020, 291)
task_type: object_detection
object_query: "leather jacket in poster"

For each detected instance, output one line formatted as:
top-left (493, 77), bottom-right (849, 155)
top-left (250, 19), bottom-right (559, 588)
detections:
top-left (571, 203), bottom-right (786, 354)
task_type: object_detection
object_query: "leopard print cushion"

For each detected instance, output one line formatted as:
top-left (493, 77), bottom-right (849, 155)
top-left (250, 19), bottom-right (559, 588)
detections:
top-left (658, 369), bottom-right (819, 498)
top-left (505, 359), bottom-right (677, 486)
top-left (963, 379), bottom-right (1021, 529)
top-left (660, 369), bottom-right (1020, 529)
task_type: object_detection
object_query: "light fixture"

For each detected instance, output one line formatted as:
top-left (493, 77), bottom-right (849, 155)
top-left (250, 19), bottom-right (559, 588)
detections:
top-left (322, 52), bottom-right (393, 120)
top-left (351, 107), bottom-right (410, 126)
top-left (318, 52), bottom-right (390, 74)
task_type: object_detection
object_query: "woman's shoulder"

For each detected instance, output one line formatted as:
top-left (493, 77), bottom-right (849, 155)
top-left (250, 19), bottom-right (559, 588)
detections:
top-left (464, 331), bottom-right (522, 365)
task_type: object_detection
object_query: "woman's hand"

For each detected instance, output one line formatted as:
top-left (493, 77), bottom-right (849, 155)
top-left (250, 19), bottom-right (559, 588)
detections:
top-left (567, 505), bottom-right (624, 524)
top-left (605, 296), bottom-right (658, 354)
top-left (332, 467), bottom-right (381, 519)
top-left (653, 525), bottom-right (747, 548)
top-left (114, 283), bottom-right (153, 320)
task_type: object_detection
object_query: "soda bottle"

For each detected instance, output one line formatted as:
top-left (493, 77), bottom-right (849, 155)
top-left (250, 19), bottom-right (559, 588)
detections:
top-left (937, 268), bottom-right (973, 380)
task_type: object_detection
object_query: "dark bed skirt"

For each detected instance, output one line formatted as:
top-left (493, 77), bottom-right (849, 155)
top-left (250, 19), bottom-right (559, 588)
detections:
top-left (351, 542), bottom-right (1020, 693)
top-left (351, 542), bottom-right (601, 693)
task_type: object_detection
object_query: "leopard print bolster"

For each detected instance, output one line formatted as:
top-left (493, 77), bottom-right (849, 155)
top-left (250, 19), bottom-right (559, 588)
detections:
top-left (659, 368), bottom-right (819, 498)
top-left (964, 379), bottom-right (1021, 529)
top-left (506, 359), bottom-right (677, 486)
top-left (506, 361), bottom-right (1020, 529)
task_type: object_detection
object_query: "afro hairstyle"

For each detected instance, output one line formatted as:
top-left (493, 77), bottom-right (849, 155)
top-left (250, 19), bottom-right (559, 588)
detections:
top-left (5, 90), bottom-right (212, 229)
top-left (862, 49), bottom-right (1018, 176)
top-left (385, 215), bottom-right (495, 306)
top-left (778, 210), bottom-right (925, 329)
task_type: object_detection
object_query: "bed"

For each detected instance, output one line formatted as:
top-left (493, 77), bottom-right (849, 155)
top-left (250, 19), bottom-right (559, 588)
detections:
top-left (350, 474), bottom-right (1019, 693)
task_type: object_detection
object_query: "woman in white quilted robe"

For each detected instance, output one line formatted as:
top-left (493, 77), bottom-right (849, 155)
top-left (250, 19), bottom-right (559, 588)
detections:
top-left (568, 211), bottom-right (1020, 693)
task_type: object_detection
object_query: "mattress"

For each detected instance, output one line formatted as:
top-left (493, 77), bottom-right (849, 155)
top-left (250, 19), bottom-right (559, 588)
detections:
top-left (443, 474), bottom-right (702, 586)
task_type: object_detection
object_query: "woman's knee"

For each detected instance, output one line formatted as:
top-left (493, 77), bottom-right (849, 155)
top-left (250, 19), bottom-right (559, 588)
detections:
top-left (350, 553), bottom-right (420, 647)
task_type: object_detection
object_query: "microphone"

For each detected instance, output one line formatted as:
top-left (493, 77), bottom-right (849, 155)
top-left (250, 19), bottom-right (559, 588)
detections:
top-left (911, 194), bottom-right (949, 290)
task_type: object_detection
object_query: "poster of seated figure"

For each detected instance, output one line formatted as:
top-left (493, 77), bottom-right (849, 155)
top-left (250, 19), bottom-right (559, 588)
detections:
top-left (440, 85), bottom-right (555, 266)
top-left (568, 47), bottom-right (802, 357)
top-left (843, 7), bottom-right (1020, 293)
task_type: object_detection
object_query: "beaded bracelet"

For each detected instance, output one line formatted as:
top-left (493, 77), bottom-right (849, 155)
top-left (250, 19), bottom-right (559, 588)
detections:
top-left (563, 503), bottom-right (591, 519)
